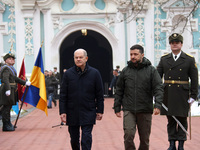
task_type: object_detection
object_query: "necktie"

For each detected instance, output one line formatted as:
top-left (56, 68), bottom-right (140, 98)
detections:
top-left (175, 55), bottom-right (177, 59)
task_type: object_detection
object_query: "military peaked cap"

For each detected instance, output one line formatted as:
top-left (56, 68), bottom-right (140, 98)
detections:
top-left (3, 53), bottom-right (16, 61)
top-left (169, 33), bottom-right (183, 43)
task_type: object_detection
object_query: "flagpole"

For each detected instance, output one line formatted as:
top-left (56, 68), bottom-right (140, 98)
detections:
top-left (9, 43), bottom-right (13, 52)
top-left (41, 40), bottom-right (44, 48)
top-left (14, 86), bottom-right (29, 128)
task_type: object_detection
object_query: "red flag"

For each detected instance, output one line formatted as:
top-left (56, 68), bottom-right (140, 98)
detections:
top-left (18, 58), bottom-right (26, 102)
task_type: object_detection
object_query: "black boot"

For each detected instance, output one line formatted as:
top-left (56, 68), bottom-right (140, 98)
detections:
top-left (2, 121), bottom-right (15, 132)
top-left (168, 140), bottom-right (176, 150)
top-left (178, 140), bottom-right (184, 150)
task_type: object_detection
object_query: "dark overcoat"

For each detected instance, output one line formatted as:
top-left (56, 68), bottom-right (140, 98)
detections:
top-left (157, 52), bottom-right (198, 117)
top-left (59, 64), bottom-right (104, 126)
top-left (45, 75), bottom-right (58, 96)
top-left (0, 65), bottom-right (26, 105)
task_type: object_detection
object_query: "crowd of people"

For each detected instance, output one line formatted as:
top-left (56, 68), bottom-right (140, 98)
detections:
top-left (0, 33), bottom-right (199, 150)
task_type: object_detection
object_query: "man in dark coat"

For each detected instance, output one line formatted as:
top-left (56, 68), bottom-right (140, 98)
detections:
top-left (0, 53), bottom-right (31, 131)
top-left (108, 69), bottom-right (119, 97)
top-left (114, 44), bottom-right (163, 150)
top-left (59, 49), bottom-right (104, 150)
top-left (46, 70), bottom-right (58, 108)
top-left (157, 33), bottom-right (198, 150)
top-left (53, 67), bottom-right (60, 99)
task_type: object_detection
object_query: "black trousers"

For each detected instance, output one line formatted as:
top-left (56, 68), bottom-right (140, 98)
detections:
top-left (167, 116), bottom-right (187, 141)
top-left (68, 125), bottom-right (93, 150)
top-left (1, 105), bottom-right (12, 123)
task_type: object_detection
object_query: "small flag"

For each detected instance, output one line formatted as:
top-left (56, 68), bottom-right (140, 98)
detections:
top-left (18, 57), bottom-right (27, 105)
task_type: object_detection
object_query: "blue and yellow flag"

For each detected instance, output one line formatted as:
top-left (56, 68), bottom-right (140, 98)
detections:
top-left (23, 47), bottom-right (48, 115)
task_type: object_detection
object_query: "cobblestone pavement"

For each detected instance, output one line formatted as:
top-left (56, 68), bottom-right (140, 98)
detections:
top-left (0, 98), bottom-right (200, 150)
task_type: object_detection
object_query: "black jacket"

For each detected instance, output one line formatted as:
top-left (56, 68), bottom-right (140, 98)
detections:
top-left (45, 75), bottom-right (58, 96)
top-left (59, 64), bottom-right (104, 126)
top-left (114, 57), bottom-right (163, 114)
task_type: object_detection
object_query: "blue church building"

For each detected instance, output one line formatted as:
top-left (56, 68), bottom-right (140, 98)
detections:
top-left (0, 0), bottom-right (200, 87)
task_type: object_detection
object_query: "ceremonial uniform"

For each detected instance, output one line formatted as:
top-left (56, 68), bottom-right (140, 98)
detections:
top-left (157, 33), bottom-right (198, 150)
top-left (0, 53), bottom-right (26, 131)
top-left (157, 52), bottom-right (198, 117)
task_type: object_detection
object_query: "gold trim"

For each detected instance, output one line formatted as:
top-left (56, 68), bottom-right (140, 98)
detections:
top-left (164, 80), bottom-right (189, 84)
top-left (2, 83), bottom-right (16, 86)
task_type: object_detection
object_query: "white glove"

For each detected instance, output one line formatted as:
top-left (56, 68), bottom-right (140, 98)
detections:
top-left (5, 90), bottom-right (11, 96)
top-left (188, 97), bottom-right (195, 104)
top-left (26, 81), bottom-right (31, 86)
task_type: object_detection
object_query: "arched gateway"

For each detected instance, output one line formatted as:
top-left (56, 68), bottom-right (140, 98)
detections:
top-left (51, 21), bottom-right (119, 95)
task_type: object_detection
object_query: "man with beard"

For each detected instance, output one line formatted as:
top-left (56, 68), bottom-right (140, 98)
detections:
top-left (113, 44), bottom-right (163, 150)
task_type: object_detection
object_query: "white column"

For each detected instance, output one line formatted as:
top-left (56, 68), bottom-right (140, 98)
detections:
top-left (33, 7), bottom-right (41, 58)
top-left (0, 7), bottom-right (6, 62)
top-left (127, 19), bottom-right (136, 48)
top-left (15, 1), bottom-right (26, 72)
top-left (145, 3), bottom-right (155, 65)
top-left (41, 9), bottom-right (55, 71)
top-left (114, 21), bottom-right (126, 69)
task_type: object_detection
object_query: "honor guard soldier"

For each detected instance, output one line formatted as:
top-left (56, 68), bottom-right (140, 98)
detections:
top-left (0, 53), bottom-right (31, 131)
top-left (157, 33), bottom-right (198, 150)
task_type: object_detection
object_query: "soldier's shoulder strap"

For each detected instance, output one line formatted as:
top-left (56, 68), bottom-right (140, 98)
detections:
top-left (161, 53), bottom-right (170, 58)
top-left (0, 65), bottom-right (16, 76)
top-left (185, 53), bottom-right (194, 58)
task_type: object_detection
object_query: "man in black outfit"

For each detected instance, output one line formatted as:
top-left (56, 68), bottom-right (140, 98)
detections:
top-left (59, 49), bottom-right (104, 150)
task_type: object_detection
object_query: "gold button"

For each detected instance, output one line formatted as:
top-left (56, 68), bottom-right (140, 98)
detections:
top-left (177, 85), bottom-right (180, 87)
top-left (169, 69), bottom-right (171, 71)
top-left (178, 77), bottom-right (180, 79)
top-left (180, 69), bottom-right (182, 71)
top-left (169, 77), bottom-right (171, 79)
top-left (169, 84), bottom-right (171, 87)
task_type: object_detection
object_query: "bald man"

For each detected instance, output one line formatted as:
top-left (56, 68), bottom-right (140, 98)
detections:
top-left (59, 49), bottom-right (104, 150)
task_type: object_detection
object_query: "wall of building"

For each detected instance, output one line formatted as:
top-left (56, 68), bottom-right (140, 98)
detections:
top-left (0, 0), bottom-right (199, 82)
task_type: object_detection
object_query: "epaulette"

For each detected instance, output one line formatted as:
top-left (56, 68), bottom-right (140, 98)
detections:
top-left (185, 53), bottom-right (193, 58)
top-left (161, 53), bottom-right (170, 57)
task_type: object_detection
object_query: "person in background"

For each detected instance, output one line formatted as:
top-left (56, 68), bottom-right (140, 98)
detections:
top-left (0, 53), bottom-right (31, 131)
top-left (116, 65), bottom-right (121, 75)
top-left (157, 33), bottom-right (198, 150)
top-left (53, 67), bottom-right (60, 99)
top-left (113, 44), bottom-right (163, 150)
top-left (46, 70), bottom-right (58, 108)
top-left (44, 70), bottom-right (49, 79)
top-left (108, 69), bottom-right (119, 97)
top-left (59, 49), bottom-right (104, 150)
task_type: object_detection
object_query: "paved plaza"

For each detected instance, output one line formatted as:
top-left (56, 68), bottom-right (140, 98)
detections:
top-left (0, 98), bottom-right (200, 150)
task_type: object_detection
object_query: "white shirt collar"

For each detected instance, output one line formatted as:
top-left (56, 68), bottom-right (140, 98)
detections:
top-left (172, 51), bottom-right (181, 61)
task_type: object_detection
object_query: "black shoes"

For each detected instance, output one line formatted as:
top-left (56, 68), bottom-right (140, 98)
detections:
top-left (178, 141), bottom-right (184, 150)
top-left (167, 140), bottom-right (185, 150)
top-left (2, 121), bottom-right (15, 132)
top-left (168, 140), bottom-right (176, 150)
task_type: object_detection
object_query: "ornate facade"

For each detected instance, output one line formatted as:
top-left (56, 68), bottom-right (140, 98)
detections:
top-left (0, 0), bottom-right (200, 83)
